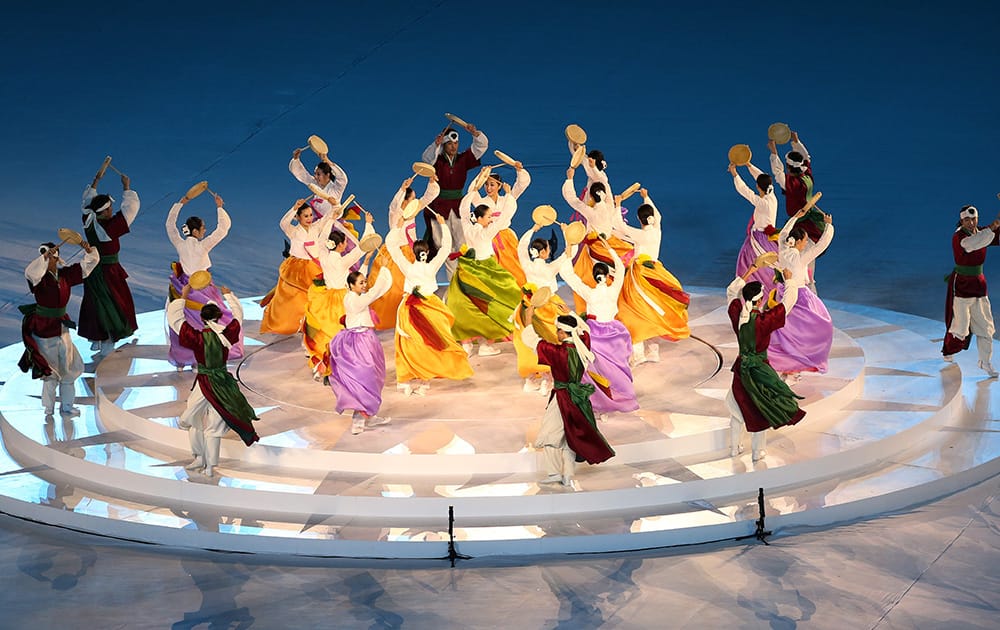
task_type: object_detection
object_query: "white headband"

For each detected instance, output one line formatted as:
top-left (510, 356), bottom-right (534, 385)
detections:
top-left (443, 130), bottom-right (459, 144)
top-left (556, 313), bottom-right (595, 366)
top-left (785, 152), bottom-right (805, 168)
top-left (86, 196), bottom-right (114, 214)
top-left (739, 287), bottom-right (765, 328)
top-left (960, 206), bottom-right (978, 220)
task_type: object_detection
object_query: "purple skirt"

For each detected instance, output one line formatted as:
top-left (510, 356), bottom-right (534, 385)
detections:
top-left (583, 319), bottom-right (639, 413)
top-left (167, 271), bottom-right (244, 367)
top-left (768, 285), bottom-right (833, 374)
top-left (328, 327), bottom-right (385, 416)
top-left (736, 230), bottom-right (780, 293)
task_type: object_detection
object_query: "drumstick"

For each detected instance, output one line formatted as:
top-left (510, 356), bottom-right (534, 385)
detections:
top-left (108, 163), bottom-right (126, 176)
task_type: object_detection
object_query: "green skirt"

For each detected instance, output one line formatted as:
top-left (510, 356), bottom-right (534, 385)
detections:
top-left (447, 254), bottom-right (520, 342)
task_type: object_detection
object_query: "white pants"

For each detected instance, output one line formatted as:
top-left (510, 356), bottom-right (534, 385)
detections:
top-left (535, 398), bottom-right (575, 478)
top-left (949, 295), bottom-right (995, 363)
top-left (33, 331), bottom-right (83, 413)
top-left (179, 385), bottom-right (230, 468)
top-left (430, 211), bottom-right (465, 280)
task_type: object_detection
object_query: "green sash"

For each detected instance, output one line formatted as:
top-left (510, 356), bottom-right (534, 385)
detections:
top-left (737, 314), bottom-right (803, 428)
top-left (83, 222), bottom-right (132, 340)
top-left (198, 331), bottom-right (258, 445)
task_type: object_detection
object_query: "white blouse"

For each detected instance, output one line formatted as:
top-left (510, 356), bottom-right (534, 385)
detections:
top-left (289, 158), bottom-right (348, 219)
top-left (387, 225), bottom-right (449, 296)
top-left (557, 247), bottom-right (625, 322)
top-left (615, 194), bottom-right (662, 260)
top-left (342, 267), bottom-right (393, 329)
top-left (166, 203), bottom-right (231, 273)
top-left (733, 162), bottom-right (777, 231)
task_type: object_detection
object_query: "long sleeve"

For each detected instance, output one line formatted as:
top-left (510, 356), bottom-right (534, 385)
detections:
top-left (166, 298), bottom-right (187, 334)
top-left (422, 142), bottom-right (440, 164)
top-left (82, 185), bottom-right (97, 211)
top-left (279, 204), bottom-right (298, 240)
top-left (791, 139), bottom-right (810, 162)
top-left (562, 178), bottom-right (595, 223)
top-left (517, 229), bottom-right (534, 266)
top-left (520, 321), bottom-right (542, 353)
top-left (201, 206), bottom-right (232, 252)
top-left (558, 258), bottom-right (591, 301)
top-left (222, 291), bottom-right (244, 324)
top-left (419, 180), bottom-right (440, 210)
top-left (289, 158), bottom-right (315, 186)
top-left (733, 172), bottom-right (756, 203)
top-left (24, 255), bottom-right (47, 286)
top-left (121, 189), bottom-right (140, 225)
top-left (80, 247), bottom-right (99, 278)
top-left (430, 223), bottom-right (451, 270)
top-left (362, 267), bottom-right (393, 306)
top-left (726, 275), bottom-right (747, 302)
top-left (770, 152), bottom-right (787, 191)
top-left (388, 186), bottom-right (406, 226)
top-left (778, 212), bottom-right (798, 243)
top-left (581, 160), bottom-right (611, 193)
top-left (961, 227), bottom-right (999, 253)
top-left (327, 161), bottom-right (348, 202)
top-left (608, 248), bottom-right (626, 299)
top-left (746, 161), bottom-right (764, 180)
top-left (800, 224), bottom-right (834, 266)
top-left (470, 131), bottom-right (488, 160)
top-left (457, 192), bottom-right (476, 246)
top-left (342, 222), bottom-right (373, 268)
top-left (166, 202), bottom-right (184, 250)
top-left (510, 167), bottom-right (531, 199)
top-left (385, 227), bottom-right (412, 276)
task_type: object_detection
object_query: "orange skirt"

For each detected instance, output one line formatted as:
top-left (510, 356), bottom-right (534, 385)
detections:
top-left (369, 243), bottom-right (414, 330)
top-left (493, 228), bottom-right (526, 287)
top-left (259, 257), bottom-right (321, 335)
top-left (618, 259), bottom-right (691, 342)
top-left (570, 234), bottom-right (634, 313)
top-left (303, 283), bottom-right (347, 377)
top-left (512, 292), bottom-right (566, 378)
top-left (395, 292), bottom-right (473, 383)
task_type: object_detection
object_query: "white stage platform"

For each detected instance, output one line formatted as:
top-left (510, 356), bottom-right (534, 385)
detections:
top-left (1, 288), bottom-right (998, 559)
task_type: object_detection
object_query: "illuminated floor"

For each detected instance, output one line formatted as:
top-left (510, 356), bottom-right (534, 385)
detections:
top-left (1, 288), bottom-right (996, 560)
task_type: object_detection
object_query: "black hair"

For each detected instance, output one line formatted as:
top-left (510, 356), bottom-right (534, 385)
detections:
top-left (589, 182), bottom-right (607, 204)
top-left (787, 151), bottom-right (805, 174)
top-left (328, 230), bottom-right (346, 247)
top-left (86, 194), bottom-right (112, 212)
top-left (296, 202), bottom-right (312, 218)
top-left (184, 216), bottom-right (204, 235)
top-left (530, 237), bottom-right (550, 259)
top-left (347, 270), bottom-right (364, 287)
top-left (488, 172), bottom-right (503, 184)
top-left (200, 303), bottom-right (223, 323)
top-left (789, 226), bottom-right (807, 243)
top-left (637, 204), bottom-right (654, 226)
top-left (556, 314), bottom-right (577, 328)
top-left (742, 281), bottom-right (763, 302)
top-left (592, 262), bottom-right (610, 282)
top-left (587, 149), bottom-right (607, 171)
top-left (412, 239), bottom-right (430, 260)
top-left (404, 187), bottom-right (415, 200)
top-left (315, 162), bottom-right (334, 178)
top-left (755, 173), bottom-right (773, 192)
top-left (473, 204), bottom-right (491, 220)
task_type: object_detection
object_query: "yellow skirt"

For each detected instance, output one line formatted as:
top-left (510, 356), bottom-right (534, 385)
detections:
top-left (570, 234), bottom-right (634, 313)
top-left (493, 228), bottom-right (526, 287)
top-left (395, 292), bottom-right (473, 383)
top-left (303, 283), bottom-right (346, 377)
top-left (369, 243), bottom-right (413, 331)
top-left (512, 292), bottom-right (566, 378)
top-left (259, 257), bottom-right (321, 335)
top-left (618, 259), bottom-right (691, 342)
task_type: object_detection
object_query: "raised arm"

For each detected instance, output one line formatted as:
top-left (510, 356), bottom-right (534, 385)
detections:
top-left (562, 172), bottom-right (596, 223)
top-left (279, 202), bottom-right (301, 240)
top-left (385, 226), bottom-right (413, 276)
top-left (517, 227), bottom-right (535, 266)
top-left (607, 244), bottom-right (626, 298)
top-left (769, 142), bottom-right (787, 191)
top-left (557, 256), bottom-right (591, 301)
top-left (418, 179), bottom-right (441, 210)
top-left (201, 195), bottom-right (232, 252)
top-left (801, 222), bottom-right (834, 266)
top-left (470, 130), bottom-right (488, 160)
top-left (730, 163), bottom-right (757, 204)
top-left (510, 165), bottom-right (531, 200)
top-left (166, 201), bottom-right (185, 249)
top-left (120, 175), bottom-right (139, 225)
top-left (361, 267), bottom-right (394, 306)
top-left (325, 157), bottom-right (348, 202)
top-left (289, 155), bottom-right (316, 187)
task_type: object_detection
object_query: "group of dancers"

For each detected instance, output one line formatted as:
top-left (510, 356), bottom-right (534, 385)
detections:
top-left (16, 117), bottom-right (867, 484)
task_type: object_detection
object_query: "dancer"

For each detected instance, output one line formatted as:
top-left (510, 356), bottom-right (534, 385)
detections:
top-left (465, 163), bottom-right (531, 286)
top-left (369, 175), bottom-right (440, 330)
top-left (387, 212), bottom-right (473, 396)
top-left (290, 146), bottom-right (348, 220)
top-left (729, 161), bottom-right (780, 291)
top-left (768, 130), bottom-right (824, 241)
top-left (328, 267), bottom-right (394, 435)
top-left (18, 238), bottom-right (98, 416)
top-left (614, 188), bottom-right (690, 365)
top-left (520, 305), bottom-right (615, 487)
top-left (725, 261), bottom-right (806, 462)
top-left (562, 167), bottom-right (634, 312)
top-left (514, 223), bottom-right (571, 395)
top-left (165, 191), bottom-right (244, 368)
top-left (168, 284), bottom-right (259, 477)
top-left (80, 167), bottom-right (139, 358)
top-left (421, 121), bottom-right (489, 277)
top-left (767, 208), bottom-right (835, 378)
top-left (303, 213), bottom-right (375, 380)
top-left (446, 192), bottom-right (522, 357)
top-left (942, 204), bottom-right (1000, 376)
top-left (259, 197), bottom-right (339, 334)
top-left (557, 239), bottom-right (639, 417)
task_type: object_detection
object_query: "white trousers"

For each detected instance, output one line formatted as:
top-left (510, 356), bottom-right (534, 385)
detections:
top-left (949, 295), bottom-right (995, 363)
top-left (430, 211), bottom-right (465, 280)
top-left (535, 398), bottom-right (575, 477)
top-left (33, 331), bottom-right (83, 413)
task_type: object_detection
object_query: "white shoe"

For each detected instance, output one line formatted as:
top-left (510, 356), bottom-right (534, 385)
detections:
top-left (185, 456), bottom-right (205, 471)
top-left (537, 380), bottom-right (551, 397)
top-left (730, 444), bottom-right (744, 458)
top-left (203, 465), bottom-right (215, 477)
top-left (415, 384), bottom-right (430, 396)
top-left (942, 354), bottom-right (954, 363)
top-left (398, 383), bottom-right (413, 396)
top-left (561, 475), bottom-right (573, 487)
top-left (980, 361), bottom-right (999, 378)
top-left (59, 406), bottom-right (80, 417)
top-left (523, 378), bottom-right (539, 393)
top-left (478, 344), bottom-right (501, 357)
top-left (599, 413), bottom-right (609, 422)
top-left (539, 474), bottom-right (563, 485)
top-left (646, 344), bottom-right (660, 363)
top-left (752, 449), bottom-right (767, 462)
top-left (365, 415), bottom-right (391, 427)
top-left (462, 342), bottom-right (474, 356)
top-left (351, 418), bottom-right (365, 435)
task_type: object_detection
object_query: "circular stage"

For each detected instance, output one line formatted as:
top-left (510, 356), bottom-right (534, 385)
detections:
top-left (0, 288), bottom-right (998, 559)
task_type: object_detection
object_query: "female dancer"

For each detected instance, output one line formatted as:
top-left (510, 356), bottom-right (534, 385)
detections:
top-left (328, 267), bottom-right (393, 435)
top-left (513, 223), bottom-right (572, 395)
top-left (615, 188), bottom-right (690, 365)
top-left (729, 161), bottom-right (780, 292)
top-left (387, 212), bottom-right (472, 395)
top-left (562, 167), bottom-right (634, 313)
top-left (447, 188), bottom-right (522, 357)
top-left (290, 146), bottom-right (347, 220)
top-left (768, 207), bottom-right (835, 378)
top-left (165, 192), bottom-right (244, 368)
top-left (557, 240), bottom-right (639, 418)
top-left (303, 213), bottom-right (375, 380)
top-left (259, 198), bottom-right (339, 334)
top-left (368, 175), bottom-right (440, 330)
top-left (465, 164), bottom-right (531, 286)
